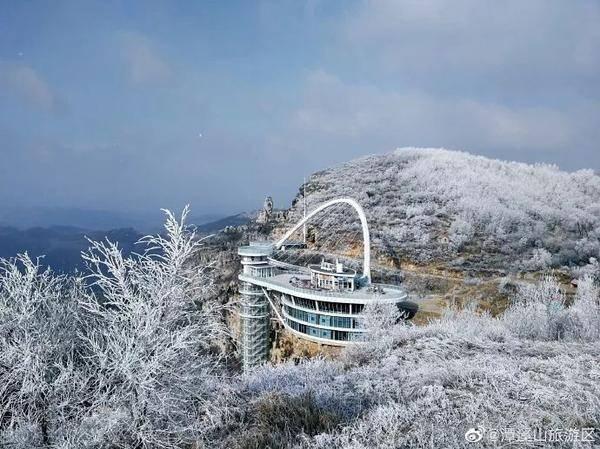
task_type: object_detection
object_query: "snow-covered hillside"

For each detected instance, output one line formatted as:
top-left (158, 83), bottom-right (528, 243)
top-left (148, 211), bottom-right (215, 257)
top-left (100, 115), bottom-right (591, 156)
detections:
top-left (1, 203), bottom-right (599, 449)
top-left (286, 148), bottom-right (600, 270)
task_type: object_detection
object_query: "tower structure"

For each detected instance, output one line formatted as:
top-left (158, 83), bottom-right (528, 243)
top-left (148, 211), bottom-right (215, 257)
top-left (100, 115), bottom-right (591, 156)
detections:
top-left (238, 243), bottom-right (273, 371)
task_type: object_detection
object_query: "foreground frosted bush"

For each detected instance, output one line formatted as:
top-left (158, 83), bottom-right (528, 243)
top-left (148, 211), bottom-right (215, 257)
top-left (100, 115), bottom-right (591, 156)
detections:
top-left (503, 276), bottom-right (569, 340)
top-left (0, 208), bottom-right (229, 449)
top-left (0, 254), bottom-right (84, 449)
top-left (566, 276), bottom-right (600, 341)
top-left (504, 275), bottom-right (600, 342)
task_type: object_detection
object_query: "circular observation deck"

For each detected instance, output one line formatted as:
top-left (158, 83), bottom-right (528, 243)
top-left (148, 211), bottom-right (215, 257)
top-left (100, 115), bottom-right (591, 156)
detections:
top-left (238, 243), bottom-right (273, 258)
top-left (238, 271), bottom-right (411, 346)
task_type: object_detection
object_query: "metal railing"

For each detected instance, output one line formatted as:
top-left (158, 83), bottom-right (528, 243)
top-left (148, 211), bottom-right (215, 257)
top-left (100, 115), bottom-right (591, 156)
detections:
top-left (239, 273), bottom-right (407, 301)
top-left (267, 257), bottom-right (309, 273)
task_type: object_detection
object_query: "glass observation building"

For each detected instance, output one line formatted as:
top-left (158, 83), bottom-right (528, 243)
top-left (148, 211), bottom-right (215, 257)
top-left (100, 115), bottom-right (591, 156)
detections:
top-left (237, 197), bottom-right (417, 371)
top-left (238, 244), bottom-right (414, 370)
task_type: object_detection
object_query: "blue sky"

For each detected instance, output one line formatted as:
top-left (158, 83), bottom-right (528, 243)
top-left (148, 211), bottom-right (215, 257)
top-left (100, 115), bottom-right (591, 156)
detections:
top-left (1, 0), bottom-right (599, 217)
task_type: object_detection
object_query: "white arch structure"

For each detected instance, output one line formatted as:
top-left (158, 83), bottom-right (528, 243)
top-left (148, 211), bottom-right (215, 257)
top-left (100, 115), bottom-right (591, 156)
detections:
top-left (274, 198), bottom-right (371, 283)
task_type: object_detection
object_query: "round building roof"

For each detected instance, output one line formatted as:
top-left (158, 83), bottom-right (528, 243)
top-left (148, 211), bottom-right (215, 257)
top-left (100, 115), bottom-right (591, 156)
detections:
top-left (238, 244), bottom-right (273, 257)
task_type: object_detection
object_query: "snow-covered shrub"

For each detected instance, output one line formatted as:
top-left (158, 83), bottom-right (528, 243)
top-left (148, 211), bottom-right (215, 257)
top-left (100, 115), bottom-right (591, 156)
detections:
top-left (503, 272), bottom-right (600, 343)
top-left (227, 392), bottom-right (341, 449)
top-left (503, 276), bottom-right (569, 340)
top-left (0, 208), bottom-right (230, 449)
top-left (574, 257), bottom-right (600, 283)
top-left (358, 299), bottom-right (404, 333)
top-left (0, 254), bottom-right (85, 447)
top-left (565, 276), bottom-right (600, 341)
top-left (448, 217), bottom-right (474, 251)
top-left (522, 248), bottom-right (553, 271)
top-left (244, 358), bottom-right (365, 422)
top-left (343, 299), bottom-right (407, 365)
top-left (1, 422), bottom-right (45, 449)
top-left (73, 207), bottom-right (229, 448)
top-left (574, 225), bottom-right (600, 260)
top-left (432, 302), bottom-right (508, 342)
top-left (497, 276), bottom-right (518, 295)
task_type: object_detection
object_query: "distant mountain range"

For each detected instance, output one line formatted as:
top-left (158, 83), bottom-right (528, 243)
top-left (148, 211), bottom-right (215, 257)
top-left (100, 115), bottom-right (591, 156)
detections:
top-left (196, 212), bottom-right (254, 233)
top-left (0, 211), bottom-right (255, 273)
top-left (0, 226), bottom-right (143, 273)
top-left (0, 207), bottom-right (226, 233)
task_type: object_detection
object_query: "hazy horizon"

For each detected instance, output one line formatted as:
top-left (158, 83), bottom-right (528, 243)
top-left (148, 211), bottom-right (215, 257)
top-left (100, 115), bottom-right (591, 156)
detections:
top-left (2, 1), bottom-right (599, 221)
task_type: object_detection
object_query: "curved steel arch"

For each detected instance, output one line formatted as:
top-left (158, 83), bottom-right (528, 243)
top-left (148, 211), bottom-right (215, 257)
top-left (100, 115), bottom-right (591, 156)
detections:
top-left (274, 198), bottom-right (371, 283)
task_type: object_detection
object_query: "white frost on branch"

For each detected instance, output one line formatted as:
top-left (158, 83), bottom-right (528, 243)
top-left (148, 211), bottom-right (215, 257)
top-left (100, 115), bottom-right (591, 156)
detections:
top-left (0, 207), bottom-right (231, 448)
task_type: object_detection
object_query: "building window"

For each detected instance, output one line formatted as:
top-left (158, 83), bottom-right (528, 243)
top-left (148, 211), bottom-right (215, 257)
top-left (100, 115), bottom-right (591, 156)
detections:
top-left (294, 297), bottom-right (316, 310)
top-left (319, 315), bottom-right (331, 326)
top-left (331, 330), bottom-right (349, 341)
top-left (317, 301), bottom-right (351, 314)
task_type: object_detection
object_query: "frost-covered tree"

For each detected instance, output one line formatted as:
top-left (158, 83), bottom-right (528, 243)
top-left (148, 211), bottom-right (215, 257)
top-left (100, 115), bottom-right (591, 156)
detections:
top-left (522, 248), bottom-right (553, 271)
top-left (0, 255), bottom-right (86, 448)
top-left (342, 299), bottom-right (407, 366)
top-left (448, 217), bottom-right (474, 251)
top-left (0, 208), bottom-right (230, 449)
top-left (575, 257), bottom-right (600, 283)
top-left (358, 300), bottom-right (404, 336)
top-left (503, 275), bottom-right (569, 340)
top-left (566, 275), bottom-right (600, 341)
top-left (73, 207), bottom-right (230, 448)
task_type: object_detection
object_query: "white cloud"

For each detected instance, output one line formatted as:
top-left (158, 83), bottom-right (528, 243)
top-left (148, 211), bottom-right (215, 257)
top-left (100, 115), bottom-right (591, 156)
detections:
top-left (340, 0), bottom-right (600, 80)
top-left (0, 61), bottom-right (57, 111)
top-left (119, 31), bottom-right (172, 85)
top-left (277, 1), bottom-right (600, 167)
top-left (288, 70), bottom-right (589, 154)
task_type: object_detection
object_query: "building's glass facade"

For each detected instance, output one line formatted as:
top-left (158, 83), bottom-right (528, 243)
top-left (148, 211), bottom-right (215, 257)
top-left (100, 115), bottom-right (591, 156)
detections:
top-left (281, 290), bottom-right (366, 343)
top-left (285, 318), bottom-right (363, 342)
top-left (283, 304), bottom-right (357, 329)
top-left (316, 300), bottom-right (351, 314)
